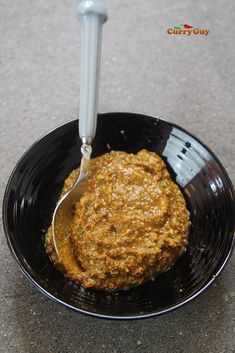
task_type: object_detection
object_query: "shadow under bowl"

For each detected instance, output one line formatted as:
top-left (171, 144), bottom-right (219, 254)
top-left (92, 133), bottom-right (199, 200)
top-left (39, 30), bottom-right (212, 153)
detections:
top-left (2, 112), bottom-right (235, 319)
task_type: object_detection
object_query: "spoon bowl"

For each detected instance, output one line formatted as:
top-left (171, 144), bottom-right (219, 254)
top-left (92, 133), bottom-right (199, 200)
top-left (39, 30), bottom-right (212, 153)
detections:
top-left (52, 144), bottom-right (91, 254)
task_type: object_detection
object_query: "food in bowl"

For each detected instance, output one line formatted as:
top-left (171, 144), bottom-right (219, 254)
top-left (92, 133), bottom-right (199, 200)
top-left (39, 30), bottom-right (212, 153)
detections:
top-left (45, 149), bottom-right (190, 291)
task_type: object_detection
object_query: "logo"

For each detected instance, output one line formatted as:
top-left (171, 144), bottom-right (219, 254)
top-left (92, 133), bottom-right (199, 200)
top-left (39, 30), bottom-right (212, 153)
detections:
top-left (167, 24), bottom-right (209, 36)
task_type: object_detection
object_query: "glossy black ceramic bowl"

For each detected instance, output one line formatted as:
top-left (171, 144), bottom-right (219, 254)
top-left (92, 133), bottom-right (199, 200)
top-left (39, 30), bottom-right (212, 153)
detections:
top-left (3, 112), bottom-right (235, 319)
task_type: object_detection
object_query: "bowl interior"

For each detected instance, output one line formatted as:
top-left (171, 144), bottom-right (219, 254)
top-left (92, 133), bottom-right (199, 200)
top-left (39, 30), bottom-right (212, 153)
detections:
top-left (3, 112), bottom-right (235, 319)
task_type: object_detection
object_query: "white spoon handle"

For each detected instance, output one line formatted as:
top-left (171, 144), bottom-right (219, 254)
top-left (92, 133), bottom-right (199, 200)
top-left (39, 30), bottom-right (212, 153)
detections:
top-left (77, 0), bottom-right (107, 144)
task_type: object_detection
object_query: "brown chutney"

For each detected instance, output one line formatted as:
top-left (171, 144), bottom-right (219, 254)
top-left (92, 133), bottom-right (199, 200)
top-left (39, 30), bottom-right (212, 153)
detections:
top-left (45, 149), bottom-right (190, 291)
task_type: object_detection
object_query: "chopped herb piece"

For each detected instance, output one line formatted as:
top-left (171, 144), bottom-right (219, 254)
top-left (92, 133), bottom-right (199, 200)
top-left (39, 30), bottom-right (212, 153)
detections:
top-left (78, 230), bottom-right (85, 238)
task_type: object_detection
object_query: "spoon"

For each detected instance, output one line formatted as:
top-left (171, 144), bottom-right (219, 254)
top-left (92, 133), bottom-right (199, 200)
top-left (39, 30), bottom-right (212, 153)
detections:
top-left (52, 0), bottom-right (108, 254)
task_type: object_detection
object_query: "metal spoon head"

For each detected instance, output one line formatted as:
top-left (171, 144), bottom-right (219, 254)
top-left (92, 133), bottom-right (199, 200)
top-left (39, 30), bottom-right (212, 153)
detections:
top-left (51, 144), bottom-right (92, 254)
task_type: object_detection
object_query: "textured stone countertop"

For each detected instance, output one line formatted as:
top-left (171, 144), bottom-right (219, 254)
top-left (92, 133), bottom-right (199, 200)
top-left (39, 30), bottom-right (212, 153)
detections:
top-left (0, 1), bottom-right (234, 352)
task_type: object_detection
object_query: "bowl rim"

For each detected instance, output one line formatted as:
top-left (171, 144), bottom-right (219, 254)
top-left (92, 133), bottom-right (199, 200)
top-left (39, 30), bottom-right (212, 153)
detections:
top-left (2, 111), bottom-right (235, 320)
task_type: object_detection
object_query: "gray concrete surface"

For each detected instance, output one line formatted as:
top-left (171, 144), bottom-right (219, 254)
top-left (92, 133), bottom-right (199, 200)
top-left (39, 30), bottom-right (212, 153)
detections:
top-left (0, 0), bottom-right (234, 352)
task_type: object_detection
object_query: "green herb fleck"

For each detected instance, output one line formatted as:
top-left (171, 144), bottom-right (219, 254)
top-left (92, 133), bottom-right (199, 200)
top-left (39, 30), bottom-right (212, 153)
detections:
top-left (130, 282), bottom-right (140, 288)
top-left (78, 230), bottom-right (85, 238)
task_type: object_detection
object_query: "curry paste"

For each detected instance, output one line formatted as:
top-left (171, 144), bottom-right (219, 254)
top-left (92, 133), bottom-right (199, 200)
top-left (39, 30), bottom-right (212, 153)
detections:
top-left (45, 150), bottom-right (190, 291)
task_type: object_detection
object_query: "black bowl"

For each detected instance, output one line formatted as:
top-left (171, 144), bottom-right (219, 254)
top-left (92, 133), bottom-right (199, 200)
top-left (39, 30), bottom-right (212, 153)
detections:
top-left (3, 112), bottom-right (235, 319)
